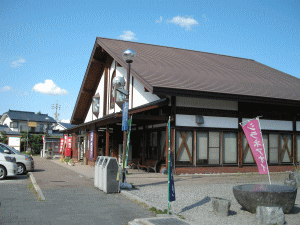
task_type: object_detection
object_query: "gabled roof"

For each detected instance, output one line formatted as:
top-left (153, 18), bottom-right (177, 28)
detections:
top-left (71, 37), bottom-right (300, 124)
top-left (3, 110), bottom-right (56, 123)
top-left (58, 122), bottom-right (76, 129)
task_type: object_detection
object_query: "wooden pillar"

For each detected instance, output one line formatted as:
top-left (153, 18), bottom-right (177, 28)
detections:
top-left (193, 130), bottom-right (196, 166)
top-left (94, 130), bottom-right (99, 161)
top-left (165, 124), bottom-right (169, 168)
top-left (105, 126), bottom-right (109, 156)
top-left (293, 117), bottom-right (297, 165)
top-left (238, 111), bottom-right (243, 167)
top-left (103, 67), bottom-right (108, 116)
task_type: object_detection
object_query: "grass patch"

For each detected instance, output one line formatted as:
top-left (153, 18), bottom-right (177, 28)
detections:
top-left (149, 207), bottom-right (169, 214)
top-left (177, 215), bottom-right (185, 220)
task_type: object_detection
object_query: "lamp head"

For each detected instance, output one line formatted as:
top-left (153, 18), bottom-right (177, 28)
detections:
top-left (122, 49), bottom-right (136, 63)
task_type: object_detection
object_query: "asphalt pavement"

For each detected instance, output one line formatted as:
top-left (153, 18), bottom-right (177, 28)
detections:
top-left (0, 157), bottom-right (159, 225)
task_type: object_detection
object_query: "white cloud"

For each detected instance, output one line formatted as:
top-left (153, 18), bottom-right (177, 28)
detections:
top-left (10, 57), bottom-right (26, 68)
top-left (0, 86), bottom-right (12, 92)
top-left (119, 31), bottom-right (137, 41)
top-left (156, 16), bottom-right (163, 23)
top-left (168, 16), bottom-right (199, 30)
top-left (60, 119), bottom-right (70, 123)
top-left (32, 79), bottom-right (68, 95)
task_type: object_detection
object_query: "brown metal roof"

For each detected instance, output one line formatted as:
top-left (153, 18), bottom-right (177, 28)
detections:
top-left (97, 37), bottom-right (300, 102)
top-left (71, 37), bottom-right (300, 124)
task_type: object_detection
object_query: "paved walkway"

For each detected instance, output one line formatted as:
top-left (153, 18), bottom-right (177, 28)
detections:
top-left (43, 157), bottom-right (299, 225)
top-left (30, 156), bottom-right (158, 225)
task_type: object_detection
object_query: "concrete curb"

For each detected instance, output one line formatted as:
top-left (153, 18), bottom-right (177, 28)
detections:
top-left (120, 189), bottom-right (165, 212)
top-left (28, 172), bottom-right (45, 201)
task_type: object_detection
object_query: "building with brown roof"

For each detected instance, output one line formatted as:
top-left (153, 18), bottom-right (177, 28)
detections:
top-left (64, 37), bottom-right (300, 174)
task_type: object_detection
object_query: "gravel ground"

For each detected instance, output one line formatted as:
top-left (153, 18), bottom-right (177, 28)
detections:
top-left (124, 171), bottom-right (300, 225)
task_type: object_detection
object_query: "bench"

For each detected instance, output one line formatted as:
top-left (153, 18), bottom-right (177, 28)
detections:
top-left (128, 158), bottom-right (139, 169)
top-left (138, 159), bottom-right (158, 173)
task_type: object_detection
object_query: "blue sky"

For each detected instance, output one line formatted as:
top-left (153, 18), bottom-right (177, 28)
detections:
top-left (1, 0), bottom-right (299, 123)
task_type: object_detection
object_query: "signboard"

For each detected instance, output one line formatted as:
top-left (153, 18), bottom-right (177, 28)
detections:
top-left (59, 138), bottom-right (64, 153)
top-left (8, 137), bottom-right (21, 151)
top-left (240, 118), bottom-right (269, 174)
top-left (28, 121), bottom-right (37, 127)
top-left (89, 131), bottom-right (94, 159)
top-left (122, 102), bottom-right (129, 131)
top-left (65, 137), bottom-right (72, 157)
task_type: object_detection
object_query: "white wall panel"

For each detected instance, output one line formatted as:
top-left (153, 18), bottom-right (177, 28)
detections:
top-left (242, 118), bottom-right (293, 131)
top-left (176, 114), bottom-right (238, 128)
top-left (132, 77), bottom-right (160, 108)
top-left (297, 121), bottom-right (300, 131)
top-left (176, 97), bottom-right (238, 111)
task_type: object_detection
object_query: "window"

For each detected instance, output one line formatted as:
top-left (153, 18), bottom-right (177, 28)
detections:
top-left (40, 124), bottom-right (44, 132)
top-left (223, 132), bottom-right (237, 164)
top-left (297, 135), bottom-right (300, 163)
top-left (110, 69), bottom-right (116, 109)
top-left (243, 132), bottom-right (293, 165)
top-left (10, 122), bottom-right (18, 128)
top-left (30, 127), bottom-right (36, 132)
top-left (208, 131), bottom-right (220, 165)
top-left (175, 130), bottom-right (193, 165)
top-left (196, 131), bottom-right (208, 165)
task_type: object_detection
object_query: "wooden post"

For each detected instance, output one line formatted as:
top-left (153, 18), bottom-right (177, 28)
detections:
top-left (293, 117), bottom-right (297, 165)
top-left (94, 130), bottom-right (98, 161)
top-left (165, 124), bottom-right (169, 169)
top-left (238, 116), bottom-right (243, 167)
top-left (106, 126), bottom-right (109, 156)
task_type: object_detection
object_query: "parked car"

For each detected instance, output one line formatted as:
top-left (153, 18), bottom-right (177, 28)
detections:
top-left (0, 143), bottom-right (34, 175)
top-left (0, 152), bottom-right (17, 180)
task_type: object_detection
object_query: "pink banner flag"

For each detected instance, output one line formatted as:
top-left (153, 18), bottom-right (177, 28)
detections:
top-left (241, 118), bottom-right (269, 174)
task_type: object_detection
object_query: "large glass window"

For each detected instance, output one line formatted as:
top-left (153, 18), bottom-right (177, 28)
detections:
top-left (297, 135), bottom-right (300, 163)
top-left (208, 132), bottom-right (220, 164)
top-left (196, 131), bottom-right (208, 165)
top-left (175, 131), bottom-right (193, 165)
top-left (269, 134), bottom-right (279, 164)
top-left (160, 131), bottom-right (166, 160)
top-left (223, 132), bottom-right (237, 164)
top-left (243, 135), bottom-right (254, 164)
top-left (280, 134), bottom-right (292, 163)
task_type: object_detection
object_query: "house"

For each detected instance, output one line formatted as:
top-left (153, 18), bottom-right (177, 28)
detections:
top-left (0, 110), bottom-right (56, 135)
top-left (52, 122), bottom-right (76, 132)
top-left (63, 37), bottom-right (300, 174)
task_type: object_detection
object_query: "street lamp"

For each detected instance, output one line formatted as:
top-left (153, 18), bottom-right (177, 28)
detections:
top-left (120, 48), bottom-right (136, 183)
top-left (45, 117), bottom-right (49, 135)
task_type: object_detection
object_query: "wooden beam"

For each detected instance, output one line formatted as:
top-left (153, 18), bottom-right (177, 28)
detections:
top-left (82, 88), bottom-right (94, 94)
top-left (132, 114), bottom-right (169, 121)
top-left (103, 67), bottom-right (108, 116)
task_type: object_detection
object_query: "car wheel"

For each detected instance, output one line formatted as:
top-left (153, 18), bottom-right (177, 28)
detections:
top-left (0, 166), bottom-right (7, 180)
top-left (17, 163), bottom-right (26, 175)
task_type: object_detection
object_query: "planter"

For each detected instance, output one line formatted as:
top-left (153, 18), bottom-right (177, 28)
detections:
top-left (233, 184), bottom-right (297, 214)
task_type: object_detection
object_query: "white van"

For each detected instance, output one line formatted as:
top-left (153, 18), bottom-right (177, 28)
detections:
top-left (0, 153), bottom-right (17, 180)
top-left (0, 143), bottom-right (34, 175)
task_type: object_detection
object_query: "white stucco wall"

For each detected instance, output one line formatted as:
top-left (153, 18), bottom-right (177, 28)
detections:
top-left (176, 97), bottom-right (238, 111)
top-left (176, 114), bottom-right (238, 128)
top-left (84, 60), bottom-right (161, 123)
top-left (242, 118), bottom-right (293, 131)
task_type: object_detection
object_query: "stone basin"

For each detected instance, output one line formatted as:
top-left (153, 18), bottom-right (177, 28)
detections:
top-left (233, 184), bottom-right (297, 214)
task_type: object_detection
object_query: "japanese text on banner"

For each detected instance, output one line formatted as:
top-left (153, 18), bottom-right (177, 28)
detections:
top-left (241, 119), bottom-right (268, 174)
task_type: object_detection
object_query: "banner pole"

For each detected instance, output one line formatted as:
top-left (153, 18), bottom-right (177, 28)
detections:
top-left (167, 116), bottom-right (171, 215)
top-left (256, 117), bottom-right (271, 185)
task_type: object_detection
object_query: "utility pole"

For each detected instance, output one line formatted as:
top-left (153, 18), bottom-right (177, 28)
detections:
top-left (51, 100), bottom-right (61, 121)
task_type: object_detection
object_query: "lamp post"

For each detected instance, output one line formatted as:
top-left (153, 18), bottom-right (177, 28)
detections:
top-left (121, 49), bottom-right (136, 183)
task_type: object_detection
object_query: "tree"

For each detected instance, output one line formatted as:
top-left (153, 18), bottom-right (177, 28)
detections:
top-left (20, 131), bottom-right (43, 154)
top-left (0, 131), bottom-right (8, 144)
top-left (37, 111), bottom-right (42, 115)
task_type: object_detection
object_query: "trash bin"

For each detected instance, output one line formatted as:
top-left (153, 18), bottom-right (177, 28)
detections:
top-left (94, 156), bottom-right (102, 188)
top-left (103, 157), bottom-right (119, 193)
top-left (98, 156), bottom-right (107, 190)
